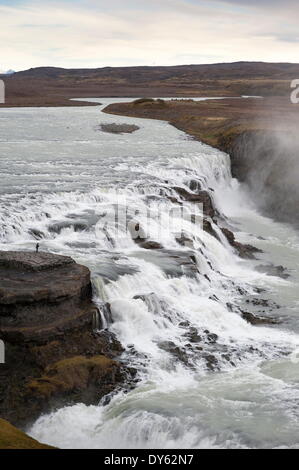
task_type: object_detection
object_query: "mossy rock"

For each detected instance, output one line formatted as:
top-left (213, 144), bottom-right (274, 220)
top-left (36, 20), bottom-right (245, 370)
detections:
top-left (27, 355), bottom-right (121, 399)
top-left (0, 419), bottom-right (55, 449)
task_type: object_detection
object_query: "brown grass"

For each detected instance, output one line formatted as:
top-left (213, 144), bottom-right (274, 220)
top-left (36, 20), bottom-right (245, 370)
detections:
top-left (0, 419), bottom-right (55, 449)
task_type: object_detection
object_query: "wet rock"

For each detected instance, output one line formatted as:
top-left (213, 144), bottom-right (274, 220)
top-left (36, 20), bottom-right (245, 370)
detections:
top-left (184, 178), bottom-right (202, 193)
top-left (241, 310), bottom-right (279, 325)
top-left (221, 227), bottom-right (235, 245)
top-left (99, 123), bottom-right (140, 134)
top-left (133, 292), bottom-right (168, 316)
top-left (206, 332), bottom-right (219, 344)
top-left (221, 227), bottom-right (262, 259)
top-left (94, 261), bottom-right (139, 282)
top-left (167, 196), bottom-right (182, 205)
top-left (202, 353), bottom-right (219, 371)
top-left (95, 303), bottom-right (114, 330)
top-left (134, 248), bottom-right (199, 278)
top-left (160, 250), bottom-right (198, 278)
top-left (48, 220), bottom-right (89, 234)
top-left (178, 321), bottom-right (191, 328)
top-left (245, 297), bottom-right (280, 309)
top-left (256, 264), bottom-right (290, 279)
top-left (28, 228), bottom-right (45, 240)
top-left (66, 241), bottom-right (97, 249)
top-left (172, 187), bottom-right (215, 218)
top-left (138, 240), bottom-right (163, 250)
top-left (175, 232), bottom-right (194, 248)
top-left (209, 294), bottom-right (220, 302)
top-left (158, 341), bottom-right (189, 365)
top-left (203, 220), bottom-right (220, 240)
top-left (184, 327), bottom-right (202, 343)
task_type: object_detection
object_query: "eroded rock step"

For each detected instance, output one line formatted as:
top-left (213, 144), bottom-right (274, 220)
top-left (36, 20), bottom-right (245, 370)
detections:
top-left (0, 251), bottom-right (134, 427)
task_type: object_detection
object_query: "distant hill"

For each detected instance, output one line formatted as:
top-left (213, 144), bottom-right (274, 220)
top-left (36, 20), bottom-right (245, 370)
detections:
top-left (13, 61), bottom-right (299, 80)
top-left (2, 62), bottom-right (299, 107)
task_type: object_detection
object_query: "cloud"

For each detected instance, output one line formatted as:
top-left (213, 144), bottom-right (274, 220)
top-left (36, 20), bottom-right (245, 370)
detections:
top-left (209, 0), bottom-right (297, 7)
top-left (0, 0), bottom-right (298, 70)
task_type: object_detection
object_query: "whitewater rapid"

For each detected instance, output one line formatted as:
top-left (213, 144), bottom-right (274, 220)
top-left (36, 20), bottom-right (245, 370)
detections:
top-left (0, 98), bottom-right (299, 448)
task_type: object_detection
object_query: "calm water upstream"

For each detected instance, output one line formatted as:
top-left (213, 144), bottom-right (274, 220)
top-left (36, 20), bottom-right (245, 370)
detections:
top-left (0, 98), bottom-right (299, 449)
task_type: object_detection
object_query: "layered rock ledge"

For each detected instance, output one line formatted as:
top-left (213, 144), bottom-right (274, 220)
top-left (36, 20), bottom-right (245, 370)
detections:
top-left (0, 251), bottom-right (94, 343)
top-left (0, 251), bottom-right (133, 428)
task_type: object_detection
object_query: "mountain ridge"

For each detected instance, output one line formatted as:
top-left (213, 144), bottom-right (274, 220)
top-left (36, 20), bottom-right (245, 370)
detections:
top-left (1, 61), bottom-right (298, 107)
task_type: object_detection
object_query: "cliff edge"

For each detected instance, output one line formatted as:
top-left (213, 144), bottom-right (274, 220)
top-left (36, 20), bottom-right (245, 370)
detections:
top-left (0, 251), bottom-right (134, 428)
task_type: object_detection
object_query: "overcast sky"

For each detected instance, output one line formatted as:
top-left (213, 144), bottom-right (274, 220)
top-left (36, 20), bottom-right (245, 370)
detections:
top-left (0, 0), bottom-right (298, 71)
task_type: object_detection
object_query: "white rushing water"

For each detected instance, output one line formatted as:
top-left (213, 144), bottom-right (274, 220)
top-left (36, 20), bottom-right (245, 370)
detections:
top-left (0, 98), bottom-right (299, 449)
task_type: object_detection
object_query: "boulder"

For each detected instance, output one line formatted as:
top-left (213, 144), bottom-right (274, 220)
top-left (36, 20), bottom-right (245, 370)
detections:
top-left (99, 123), bottom-right (140, 134)
top-left (137, 240), bottom-right (163, 250)
top-left (241, 310), bottom-right (279, 325)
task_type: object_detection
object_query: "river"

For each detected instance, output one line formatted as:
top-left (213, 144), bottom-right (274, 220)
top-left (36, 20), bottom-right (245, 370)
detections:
top-left (0, 98), bottom-right (299, 449)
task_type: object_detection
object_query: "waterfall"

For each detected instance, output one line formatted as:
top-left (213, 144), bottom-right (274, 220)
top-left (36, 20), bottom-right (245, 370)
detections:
top-left (1, 98), bottom-right (299, 449)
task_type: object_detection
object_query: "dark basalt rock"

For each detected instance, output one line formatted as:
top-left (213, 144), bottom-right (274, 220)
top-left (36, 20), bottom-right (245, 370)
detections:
top-left (175, 232), bottom-right (194, 248)
top-left (245, 297), bottom-right (280, 310)
top-left (172, 187), bottom-right (215, 218)
top-left (28, 228), bottom-right (45, 240)
top-left (137, 240), bottom-right (163, 250)
top-left (167, 195), bottom-right (182, 205)
top-left (48, 220), bottom-right (89, 234)
top-left (202, 353), bottom-right (219, 371)
top-left (221, 227), bottom-right (262, 259)
top-left (158, 341), bottom-right (189, 366)
top-left (241, 310), bottom-right (279, 325)
top-left (99, 123), bottom-right (140, 134)
top-left (203, 220), bottom-right (220, 240)
top-left (256, 264), bottom-right (290, 279)
top-left (184, 327), bottom-right (202, 343)
top-left (0, 251), bottom-right (132, 427)
top-left (184, 178), bottom-right (202, 193)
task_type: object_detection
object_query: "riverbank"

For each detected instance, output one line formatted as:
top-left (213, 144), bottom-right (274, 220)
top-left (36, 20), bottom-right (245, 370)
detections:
top-left (104, 96), bottom-right (299, 226)
top-left (103, 96), bottom-right (297, 154)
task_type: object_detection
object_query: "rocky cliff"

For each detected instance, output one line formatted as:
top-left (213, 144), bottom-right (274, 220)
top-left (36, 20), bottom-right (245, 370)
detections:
top-left (104, 98), bottom-right (299, 228)
top-left (0, 251), bottom-right (134, 429)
